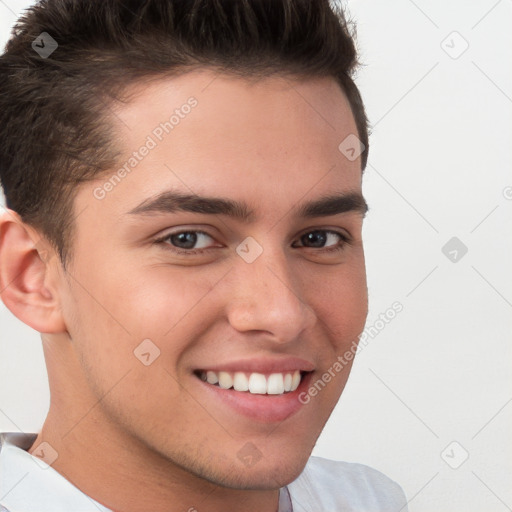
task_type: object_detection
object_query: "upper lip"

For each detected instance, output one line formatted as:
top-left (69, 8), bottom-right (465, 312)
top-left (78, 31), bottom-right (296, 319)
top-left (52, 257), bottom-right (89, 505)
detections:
top-left (195, 356), bottom-right (315, 374)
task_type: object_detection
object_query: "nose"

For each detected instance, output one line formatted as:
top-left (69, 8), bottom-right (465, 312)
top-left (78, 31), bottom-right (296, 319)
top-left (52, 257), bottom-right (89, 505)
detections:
top-left (225, 245), bottom-right (317, 343)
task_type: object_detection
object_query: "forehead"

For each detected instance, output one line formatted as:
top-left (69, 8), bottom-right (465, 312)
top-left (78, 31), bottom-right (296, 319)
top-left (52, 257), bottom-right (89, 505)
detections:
top-left (81, 70), bottom-right (363, 221)
top-left (118, 69), bottom-right (355, 129)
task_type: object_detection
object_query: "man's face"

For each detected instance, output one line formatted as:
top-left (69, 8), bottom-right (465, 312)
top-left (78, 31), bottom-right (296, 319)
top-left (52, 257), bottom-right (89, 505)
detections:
top-left (56, 70), bottom-right (368, 488)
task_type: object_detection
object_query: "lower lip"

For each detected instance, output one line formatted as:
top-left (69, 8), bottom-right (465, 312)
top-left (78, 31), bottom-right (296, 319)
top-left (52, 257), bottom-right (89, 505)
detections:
top-left (195, 372), bottom-right (314, 423)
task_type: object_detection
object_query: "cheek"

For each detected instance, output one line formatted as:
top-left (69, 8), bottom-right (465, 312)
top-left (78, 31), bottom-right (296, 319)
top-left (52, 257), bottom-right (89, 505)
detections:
top-left (68, 264), bottom-right (223, 376)
top-left (112, 266), bottom-right (225, 342)
top-left (62, 279), bottom-right (135, 392)
top-left (71, 259), bottom-right (212, 330)
top-left (308, 259), bottom-right (368, 346)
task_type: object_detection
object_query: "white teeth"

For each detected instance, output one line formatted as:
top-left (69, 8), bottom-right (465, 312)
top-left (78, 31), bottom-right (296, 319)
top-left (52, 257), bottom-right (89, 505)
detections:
top-left (199, 369), bottom-right (304, 395)
top-left (283, 373), bottom-right (293, 392)
top-left (249, 373), bottom-right (267, 394)
top-left (218, 371), bottom-right (233, 389)
top-left (291, 370), bottom-right (301, 392)
top-left (233, 372), bottom-right (249, 392)
top-left (267, 373), bottom-right (284, 395)
top-left (206, 371), bottom-right (218, 385)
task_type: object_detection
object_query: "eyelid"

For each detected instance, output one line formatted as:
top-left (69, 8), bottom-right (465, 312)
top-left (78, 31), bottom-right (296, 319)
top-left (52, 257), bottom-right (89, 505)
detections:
top-left (292, 229), bottom-right (350, 247)
top-left (154, 229), bottom-right (219, 249)
top-left (297, 227), bottom-right (350, 239)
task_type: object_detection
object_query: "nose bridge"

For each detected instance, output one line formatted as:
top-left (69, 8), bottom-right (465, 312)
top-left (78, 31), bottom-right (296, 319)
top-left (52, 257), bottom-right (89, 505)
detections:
top-left (226, 240), bottom-right (316, 340)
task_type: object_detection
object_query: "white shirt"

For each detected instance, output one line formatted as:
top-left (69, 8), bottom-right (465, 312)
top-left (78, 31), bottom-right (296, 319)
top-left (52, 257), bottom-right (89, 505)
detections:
top-left (0, 432), bottom-right (408, 511)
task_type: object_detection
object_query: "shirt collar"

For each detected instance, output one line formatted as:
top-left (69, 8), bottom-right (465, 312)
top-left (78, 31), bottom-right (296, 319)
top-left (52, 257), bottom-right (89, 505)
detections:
top-left (0, 432), bottom-right (112, 512)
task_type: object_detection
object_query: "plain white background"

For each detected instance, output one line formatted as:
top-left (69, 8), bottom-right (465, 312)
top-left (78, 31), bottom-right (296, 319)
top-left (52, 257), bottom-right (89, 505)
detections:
top-left (1, 1), bottom-right (511, 510)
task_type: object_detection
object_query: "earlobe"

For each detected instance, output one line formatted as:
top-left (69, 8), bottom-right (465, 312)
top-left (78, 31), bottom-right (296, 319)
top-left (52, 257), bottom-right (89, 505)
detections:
top-left (0, 209), bottom-right (66, 333)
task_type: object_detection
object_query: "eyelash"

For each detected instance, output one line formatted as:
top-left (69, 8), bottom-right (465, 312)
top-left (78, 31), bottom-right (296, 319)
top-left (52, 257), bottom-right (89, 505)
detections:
top-left (154, 229), bottom-right (351, 256)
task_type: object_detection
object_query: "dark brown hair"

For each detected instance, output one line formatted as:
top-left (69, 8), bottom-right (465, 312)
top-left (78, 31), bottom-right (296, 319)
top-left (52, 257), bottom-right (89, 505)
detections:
top-left (0, 0), bottom-right (369, 266)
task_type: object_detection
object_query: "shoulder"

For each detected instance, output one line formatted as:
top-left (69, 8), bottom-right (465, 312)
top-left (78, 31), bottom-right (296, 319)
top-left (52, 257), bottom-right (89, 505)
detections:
top-left (286, 456), bottom-right (408, 512)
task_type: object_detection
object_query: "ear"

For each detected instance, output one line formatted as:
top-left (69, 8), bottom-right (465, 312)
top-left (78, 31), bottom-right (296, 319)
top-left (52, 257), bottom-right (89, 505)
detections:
top-left (0, 209), bottom-right (66, 333)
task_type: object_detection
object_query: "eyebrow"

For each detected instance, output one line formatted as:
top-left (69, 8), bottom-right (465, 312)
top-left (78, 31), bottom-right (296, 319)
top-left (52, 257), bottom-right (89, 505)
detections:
top-left (127, 190), bottom-right (368, 221)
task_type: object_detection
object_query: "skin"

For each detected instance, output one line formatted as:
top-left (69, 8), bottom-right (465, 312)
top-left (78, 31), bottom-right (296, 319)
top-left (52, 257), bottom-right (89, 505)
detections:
top-left (0, 69), bottom-right (368, 512)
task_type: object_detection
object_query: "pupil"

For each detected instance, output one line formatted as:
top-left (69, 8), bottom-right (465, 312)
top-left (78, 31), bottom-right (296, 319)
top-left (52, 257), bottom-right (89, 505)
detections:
top-left (304, 231), bottom-right (326, 248)
top-left (172, 232), bottom-right (197, 249)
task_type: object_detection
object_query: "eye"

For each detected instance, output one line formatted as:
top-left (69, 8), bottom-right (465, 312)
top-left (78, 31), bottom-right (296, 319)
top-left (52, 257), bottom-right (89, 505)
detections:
top-left (294, 230), bottom-right (350, 253)
top-left (155, 230), bottom-right (218, 254)
top-left (154, 228), bottom-right (350, 257)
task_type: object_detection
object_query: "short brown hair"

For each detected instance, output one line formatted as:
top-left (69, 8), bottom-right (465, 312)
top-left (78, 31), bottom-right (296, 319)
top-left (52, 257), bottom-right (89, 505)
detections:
top-left (0, 0), bottom-right (369, 266)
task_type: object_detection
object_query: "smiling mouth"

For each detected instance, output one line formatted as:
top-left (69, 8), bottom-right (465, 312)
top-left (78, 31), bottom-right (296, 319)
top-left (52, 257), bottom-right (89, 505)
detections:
top-left (194, 370), bottom-right (308, 395)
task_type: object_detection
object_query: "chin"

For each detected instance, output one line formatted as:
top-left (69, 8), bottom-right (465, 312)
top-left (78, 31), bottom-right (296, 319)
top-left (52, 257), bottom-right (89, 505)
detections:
top-left (194, 448), bottom-right (312, 490)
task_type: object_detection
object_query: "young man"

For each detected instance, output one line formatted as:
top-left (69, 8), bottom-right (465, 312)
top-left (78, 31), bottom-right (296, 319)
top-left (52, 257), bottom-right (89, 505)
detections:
top-left (0, 1), bottom-right (408, 510)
